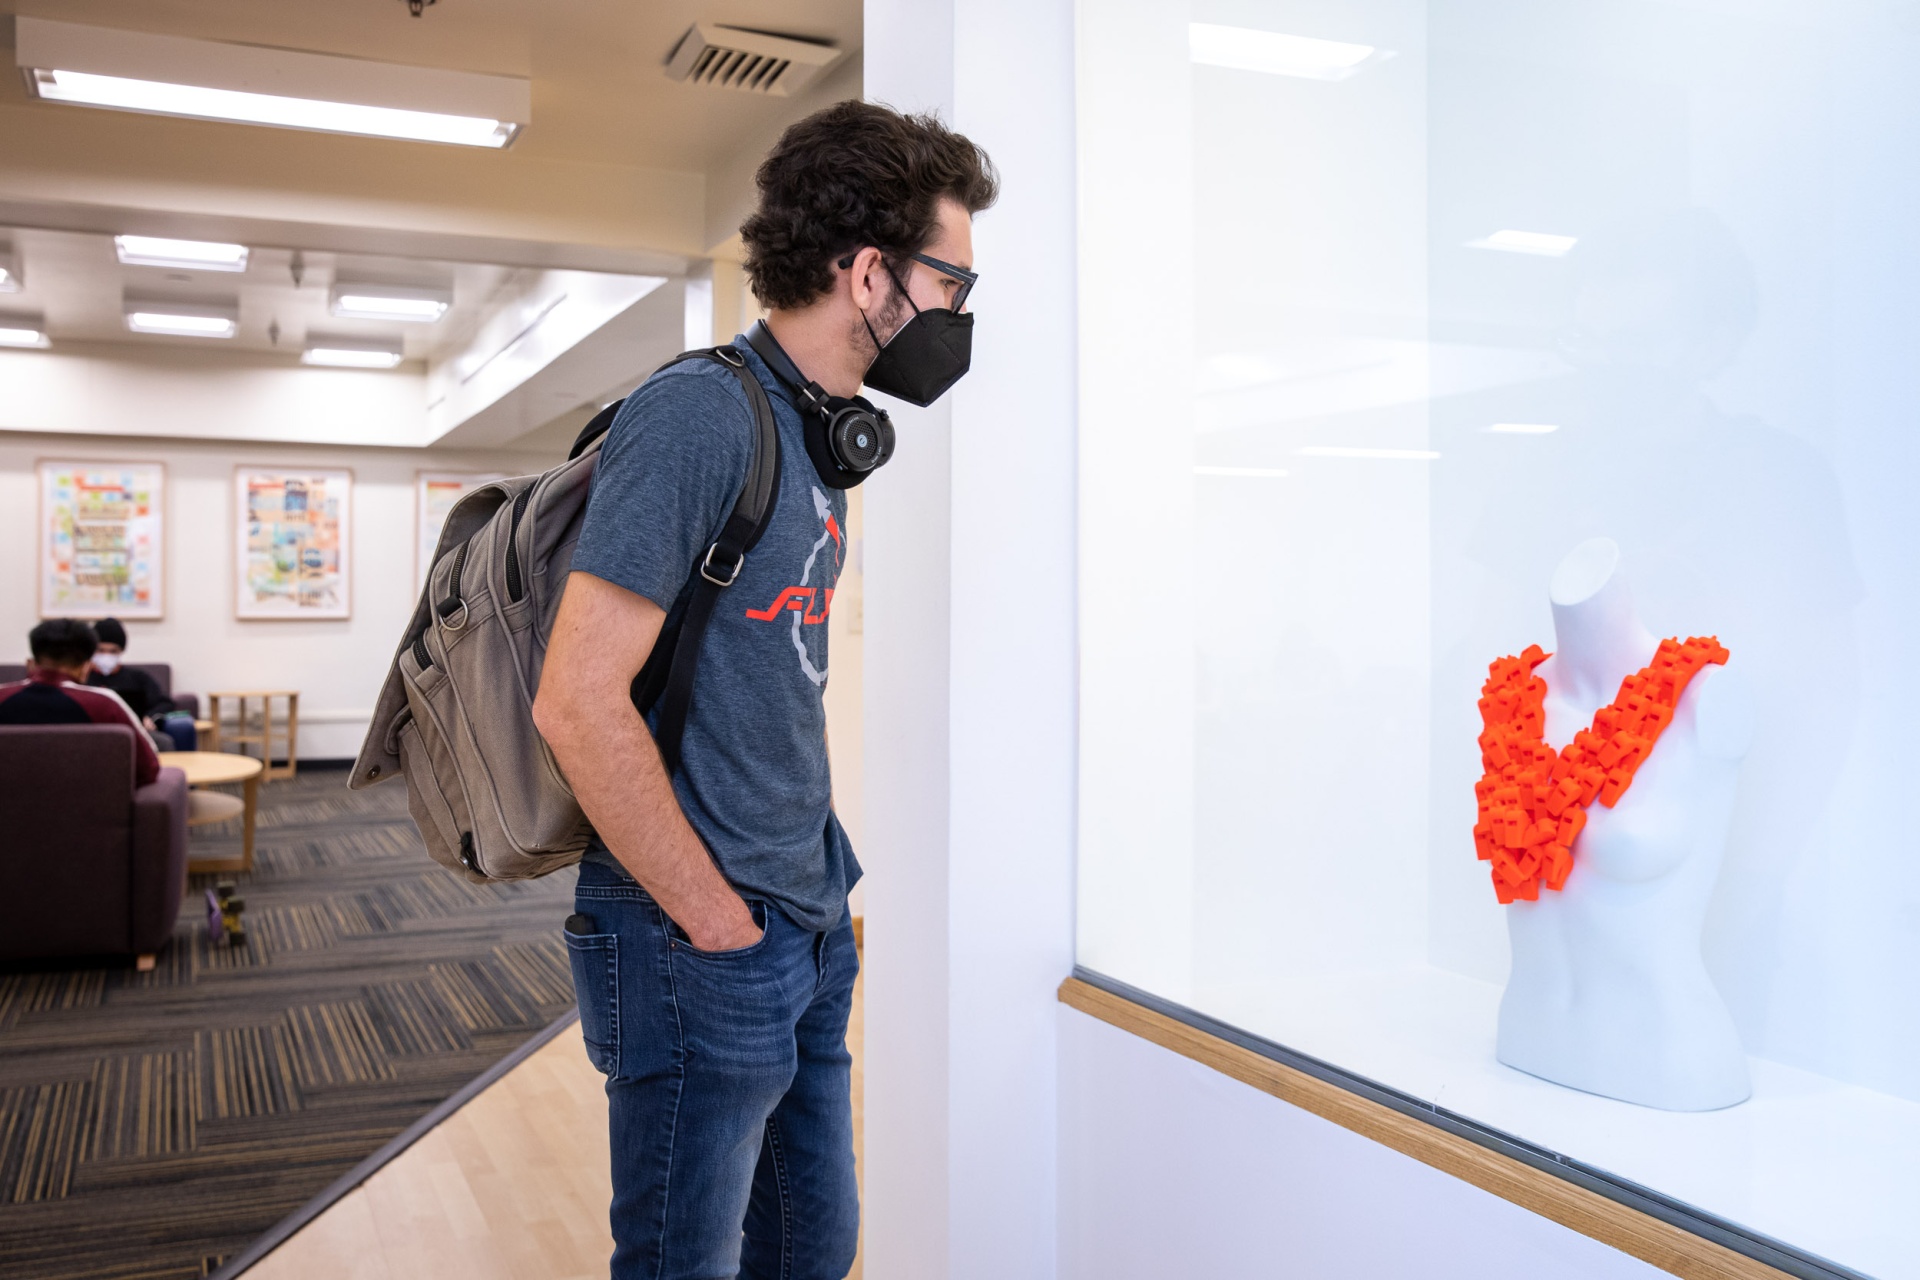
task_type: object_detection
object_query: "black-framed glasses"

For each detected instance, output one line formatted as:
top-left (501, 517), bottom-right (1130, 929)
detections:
top-left (907, 252), bottom-right (977, 311)
top-left (837, 249), bottom-right (978, 311)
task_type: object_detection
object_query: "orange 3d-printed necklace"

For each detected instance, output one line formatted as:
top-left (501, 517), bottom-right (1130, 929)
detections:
top-left (1473, 636), bottom-right (1729, 904)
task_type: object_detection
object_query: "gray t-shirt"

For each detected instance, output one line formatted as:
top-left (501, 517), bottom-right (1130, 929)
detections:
top-left (571, 337), bottom-right (859, 931)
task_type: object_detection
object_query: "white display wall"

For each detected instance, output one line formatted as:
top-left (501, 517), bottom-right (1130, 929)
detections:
top-left (1077, 1), bottom-right (1920, 1275)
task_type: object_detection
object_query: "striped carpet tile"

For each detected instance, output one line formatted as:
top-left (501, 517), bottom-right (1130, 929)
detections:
top-left (0, 765), bottom-right (580, 1279)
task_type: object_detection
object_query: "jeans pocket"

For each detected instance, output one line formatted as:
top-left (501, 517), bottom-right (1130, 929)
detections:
top-left (563, 929), bottom-right (619, 1075)
top-left (666, 898), bottom-right (775, 959)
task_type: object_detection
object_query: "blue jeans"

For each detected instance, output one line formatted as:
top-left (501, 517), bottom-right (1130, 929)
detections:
top-left (156, 712), bottom-right (197, 752)
top-left (567, 860), bottom-right (860, 1280)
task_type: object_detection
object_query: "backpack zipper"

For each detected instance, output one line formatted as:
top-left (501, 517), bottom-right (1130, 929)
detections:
top-left (411, 632), bottom-right (433, 671)
top-left (436, 541), bottom-right (471, 621)
top-left (504, 487), bottom-right (533, 603)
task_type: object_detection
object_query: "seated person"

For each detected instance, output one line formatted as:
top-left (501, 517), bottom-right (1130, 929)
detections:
top-left (88, 616), bottom-right (196, 750)
top-left (0, 619), bottom-right (160, 786)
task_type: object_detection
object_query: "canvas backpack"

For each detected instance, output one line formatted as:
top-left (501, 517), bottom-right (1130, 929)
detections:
top-left (350, 346), bottom-right (782, 882)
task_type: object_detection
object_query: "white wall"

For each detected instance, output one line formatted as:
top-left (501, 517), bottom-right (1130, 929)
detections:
top-left (0, 344), bottom-right (430, 446)
top-left (0, 430), bottom-right (551, 760)
top-left (862, 0), bottom-right (1079, 1275)
top-left (1059, 1008), bottom-right (1665, 1280)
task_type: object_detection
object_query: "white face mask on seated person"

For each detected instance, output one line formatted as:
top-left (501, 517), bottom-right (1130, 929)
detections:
top-left (92, 652), bottom-right (121, 674)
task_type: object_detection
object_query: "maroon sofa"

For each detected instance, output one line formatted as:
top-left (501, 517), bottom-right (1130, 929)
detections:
top-left (0, 724), bottom-right (189, 967)
top-left (0, 663), bottom-right (199, 719)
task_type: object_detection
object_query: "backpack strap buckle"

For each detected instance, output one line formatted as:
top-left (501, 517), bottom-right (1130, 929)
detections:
top-left (700, 543), bottom-right (745, 586)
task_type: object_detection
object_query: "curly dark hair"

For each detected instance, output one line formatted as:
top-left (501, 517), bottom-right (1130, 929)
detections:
top-left (741, 100), bottom-right (998, 310)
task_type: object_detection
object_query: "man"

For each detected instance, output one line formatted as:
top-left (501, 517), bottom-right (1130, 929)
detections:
top-left (87, 616), bottom-right (196, 750)
top-left (87, 617), bottom-right (172, 720)
top-left (532, 101), bottom-right (996, 1279)
top-left (0, 619), bottom-right (161, 786)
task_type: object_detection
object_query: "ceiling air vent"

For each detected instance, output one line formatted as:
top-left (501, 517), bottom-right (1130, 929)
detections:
top-left (664, 24), bottom-right (843, 97)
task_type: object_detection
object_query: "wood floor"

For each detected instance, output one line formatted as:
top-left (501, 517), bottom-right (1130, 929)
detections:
top-left (243, 965), bottom-right (864, 1279)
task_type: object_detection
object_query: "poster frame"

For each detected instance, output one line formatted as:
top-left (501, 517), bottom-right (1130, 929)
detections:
top-left (232, 465), bottom-right (354, 621)
top-left (35, 458), bottom-right (168, 621)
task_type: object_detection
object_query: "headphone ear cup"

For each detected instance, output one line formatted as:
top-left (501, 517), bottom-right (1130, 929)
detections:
top-left (828, 405), bottom-right (891, 473)
top-left (874, 413), bottom-right (896, 467)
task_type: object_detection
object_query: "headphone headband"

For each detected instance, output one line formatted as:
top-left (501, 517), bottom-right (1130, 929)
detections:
top-left (745, 321), bottom-right (818, 401)
top-left (741, 320), bottom-right (894, 488)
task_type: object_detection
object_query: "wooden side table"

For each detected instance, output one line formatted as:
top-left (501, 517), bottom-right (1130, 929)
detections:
top-left (206, 691), bottom-right (299, 780)
top-left (160, 750), bottom-right (266, 873)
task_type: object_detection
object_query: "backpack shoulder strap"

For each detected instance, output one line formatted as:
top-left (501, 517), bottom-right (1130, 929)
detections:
top-left (618, 346), bottom-right (782, 773)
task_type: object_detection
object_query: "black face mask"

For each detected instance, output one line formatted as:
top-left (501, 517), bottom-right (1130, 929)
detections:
top-left (861, 266), bottom-right (974, 407)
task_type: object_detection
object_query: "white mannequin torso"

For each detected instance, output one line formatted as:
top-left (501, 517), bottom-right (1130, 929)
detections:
top-left (1495, 538), bottom-right (1755, 1111)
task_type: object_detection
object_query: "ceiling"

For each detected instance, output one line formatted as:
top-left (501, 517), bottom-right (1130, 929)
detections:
top-left (0, 0), bottom-right (863, 173)
top-left (2, 227), bottom-right (523, 362)
top-left (0, 3), bottom-right (865, 273)
top-left (0, 1), bottom-right (851, 449)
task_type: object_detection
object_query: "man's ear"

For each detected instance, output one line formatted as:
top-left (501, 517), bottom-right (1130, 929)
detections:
top-left (847, 246), bottom-right (886, 310)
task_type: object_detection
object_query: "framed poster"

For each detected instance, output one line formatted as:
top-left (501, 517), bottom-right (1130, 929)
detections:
top-left (234, 467), bottom-right (352, 620)
top-left (416, 472), bottom-right (506, 596)
top-left (38, 460), bottom-right (166, 619)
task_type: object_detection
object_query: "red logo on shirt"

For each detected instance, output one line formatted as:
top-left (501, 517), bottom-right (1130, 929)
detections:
top-left (745, 585), bottom-right (835, 624)
top-left (744, 504), bottom-right (843, 626)
top-left (744, 488), bottom-right (843, 687)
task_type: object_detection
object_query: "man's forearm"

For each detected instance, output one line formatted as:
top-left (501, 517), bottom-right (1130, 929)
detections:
top-left (544, 698), bottom-right (757, 948)
top-left (534, 571), bottom-right (760, 950)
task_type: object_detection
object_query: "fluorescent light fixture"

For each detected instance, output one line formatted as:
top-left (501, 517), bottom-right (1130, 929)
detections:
top-left (1195, 465), bottom-right (1291, 479)
top-left (303, 337), bottom-right (404, 368)
top-left (0, 315), bottom-right (50, 348)
top-left (35, 71), bottom-right (520, 147)
top-left (128, 311), bottom-right (234, 337)
top-left (16, 18), bottom-right (530, 149)
top-left (114, 234), bottom-right (249, 271)
top-left (0, 268), bottom-right (17, 293)
top-left (330, 282), bottom-right (451, 323)
top-left (0, 244), bottom-right (18, 293)
top-left (1467, 229), bottom-right (1578, 257)
top-left (1189, 23), bottom-right (1387, 81)
top-left (124, 300), bottom-right (237, 338)
top-left (1296, 446), bottom-right (1440, 460)
top-left (1484, 422), bottom-right (1560, 434)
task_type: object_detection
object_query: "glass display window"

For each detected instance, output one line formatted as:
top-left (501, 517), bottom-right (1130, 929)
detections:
top-left (1076, 2), bottom-right (1920, 1275)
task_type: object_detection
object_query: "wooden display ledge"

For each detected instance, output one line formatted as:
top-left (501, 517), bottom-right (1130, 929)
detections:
top-left (1058, 973), bottom-right (1850, 1280)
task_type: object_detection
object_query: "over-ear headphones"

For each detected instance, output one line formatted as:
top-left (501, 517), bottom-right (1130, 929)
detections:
top-left (745, 320), bottom-right (895, 489)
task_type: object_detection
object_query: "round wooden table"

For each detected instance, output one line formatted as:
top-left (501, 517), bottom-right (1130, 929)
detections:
top-left (159, 751), bottom-right (264, 874)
